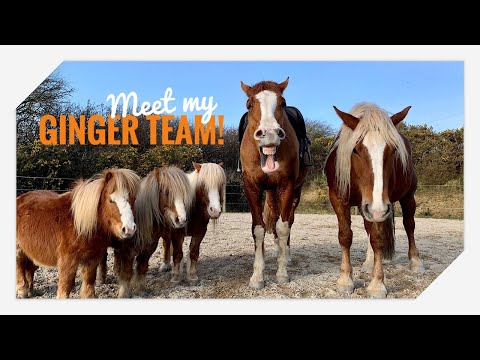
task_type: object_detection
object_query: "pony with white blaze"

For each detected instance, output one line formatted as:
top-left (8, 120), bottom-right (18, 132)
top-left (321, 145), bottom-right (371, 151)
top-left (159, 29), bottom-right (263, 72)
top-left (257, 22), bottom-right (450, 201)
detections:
top-left (325, 102), bottom-right (424, 298)
top-left (96, 166), bottom-right (194, 297)
top-left (17, 168), bottom-right (140, 298)
top-left (160, 162), bottom-right (226, 285)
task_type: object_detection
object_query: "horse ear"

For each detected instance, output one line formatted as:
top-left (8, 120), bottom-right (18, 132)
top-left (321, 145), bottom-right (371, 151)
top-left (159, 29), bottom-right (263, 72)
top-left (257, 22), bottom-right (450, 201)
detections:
top-left (333, 106), bottom-right (359, 130)
top-left (193, 162), bottom-right (202, 172)
top-left (218, 162), bottom-right (224, 168)
top-left (241, 81), bottom-right (251, 95)
top-left (279, 77), bottom-right (289, 93)
top-left (104, 171), bottom-right (113, 184)
top-left (391, 106), bottom-right (412, 125)
top-left (154, 167), bottom-right (161, 181)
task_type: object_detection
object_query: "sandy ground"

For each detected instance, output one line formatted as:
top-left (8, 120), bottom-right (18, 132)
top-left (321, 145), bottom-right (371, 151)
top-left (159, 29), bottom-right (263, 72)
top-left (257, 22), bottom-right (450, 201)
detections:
top-left (29, 214), bottom-right (463, 299)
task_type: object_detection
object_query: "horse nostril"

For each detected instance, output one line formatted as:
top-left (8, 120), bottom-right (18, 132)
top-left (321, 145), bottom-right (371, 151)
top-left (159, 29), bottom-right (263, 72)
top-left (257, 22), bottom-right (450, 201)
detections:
top-left (254, 129), bottom-right (265, 139)
top-left (133, 224), bottom-right (137, 232)
top-left (385, 204), bottom-right (392, 215)
top-left (277, 128), bottom-right (286, 140)
top-left (364, 203), bottom-right (370, 215)
top-left (122, 226), bottom-right (127, 234)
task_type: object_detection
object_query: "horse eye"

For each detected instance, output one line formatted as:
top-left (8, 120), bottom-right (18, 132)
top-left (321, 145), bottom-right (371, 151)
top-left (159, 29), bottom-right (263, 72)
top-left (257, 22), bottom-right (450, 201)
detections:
top-left (109, 198), bottom-right (115, 203)
top-left (353, 148), bottom-right (359, 155)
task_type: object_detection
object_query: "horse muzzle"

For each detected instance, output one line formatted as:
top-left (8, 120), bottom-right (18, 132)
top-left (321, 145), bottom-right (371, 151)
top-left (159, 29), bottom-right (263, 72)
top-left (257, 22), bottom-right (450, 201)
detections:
top-left (254, 128), bottom-right (285, 174)
top-left (362, 202), bottom-right (393, 223)
top-left (119, 224), bottom-right (136, 239)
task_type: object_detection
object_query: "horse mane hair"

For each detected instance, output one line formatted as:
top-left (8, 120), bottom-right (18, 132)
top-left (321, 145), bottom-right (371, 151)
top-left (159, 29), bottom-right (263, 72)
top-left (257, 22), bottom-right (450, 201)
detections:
top-left (188, 163), bottom-right (226, 201)
top-left (135, 167), bottom-right (194, 245)
top-left (71, 168), bottom-right (140, 239)
top-left (331, 102), bottom-right (409, 198)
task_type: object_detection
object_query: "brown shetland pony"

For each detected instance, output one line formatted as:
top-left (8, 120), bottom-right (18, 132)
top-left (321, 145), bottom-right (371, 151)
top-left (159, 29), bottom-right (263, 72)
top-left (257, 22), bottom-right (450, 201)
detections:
top-left (160, 162), bottom-right (226, 285)
top-left (16, 169), bottom-right (140, 298)
top-left (240, 78), bottom-right (308, 289)
top-left (325, 103), bottom-right (424, 298)
top-left (100, 166), bottom-right (194, 297)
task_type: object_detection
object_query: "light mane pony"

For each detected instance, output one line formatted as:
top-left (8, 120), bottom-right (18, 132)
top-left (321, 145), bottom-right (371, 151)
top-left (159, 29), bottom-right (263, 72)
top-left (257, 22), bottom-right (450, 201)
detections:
top-left (71, 168), bottom-right (140, 239)
top-left (187, 162), bottom-right (226, 216)
top-left (330, 102), bottom-right (409, 198)
top-left (135, 167), bottom-right (194, 245)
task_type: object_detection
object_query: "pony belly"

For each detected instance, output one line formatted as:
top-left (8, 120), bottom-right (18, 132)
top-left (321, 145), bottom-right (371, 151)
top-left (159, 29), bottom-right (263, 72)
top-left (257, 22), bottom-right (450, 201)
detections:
top-left (17, 230), bottom-right (60, 268)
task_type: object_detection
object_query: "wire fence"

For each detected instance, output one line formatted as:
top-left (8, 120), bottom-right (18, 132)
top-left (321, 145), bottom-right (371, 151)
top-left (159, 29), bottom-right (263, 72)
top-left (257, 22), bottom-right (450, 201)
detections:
top-left (16, 177), bottom-right (464, 218)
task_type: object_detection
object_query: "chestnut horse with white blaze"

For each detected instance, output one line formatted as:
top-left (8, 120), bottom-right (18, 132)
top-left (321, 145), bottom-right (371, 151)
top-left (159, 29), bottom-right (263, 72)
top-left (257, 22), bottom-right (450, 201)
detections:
top-left (100, 166), bottom-right (194, 297)
top-left (16, 168), bottom-right (140, 298)
top-left (160, 162), bottom-right (226, 285)
top-left (325, 103), bottom-right (424, 298)
top-left (240, 78), bottom-right (308, 289)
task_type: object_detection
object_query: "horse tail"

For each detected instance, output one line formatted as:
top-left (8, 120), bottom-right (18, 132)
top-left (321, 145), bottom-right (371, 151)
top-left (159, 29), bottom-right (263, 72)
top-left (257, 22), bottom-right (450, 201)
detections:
top-left (382, 205), bottom-right (396, 260)
top-left (263, 192), bottom-right (277, 234)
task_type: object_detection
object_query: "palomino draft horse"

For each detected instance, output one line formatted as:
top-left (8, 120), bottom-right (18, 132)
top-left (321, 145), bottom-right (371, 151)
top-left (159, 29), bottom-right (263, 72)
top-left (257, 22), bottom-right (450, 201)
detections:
top-left (104, 166), bottom-right (194, 297)
top-left (240, 78), bottom-right (308, 289)
top-left (325, 103), bottom-right (424, 298)
top-left (16, 168), bottom-right (140, 298)
top-left (160, 162), bottom-right (226, 285)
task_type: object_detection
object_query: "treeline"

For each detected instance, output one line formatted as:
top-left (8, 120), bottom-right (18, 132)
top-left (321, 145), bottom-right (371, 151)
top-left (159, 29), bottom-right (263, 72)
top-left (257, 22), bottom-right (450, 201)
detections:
top-left (17, 74), bottom-right (464, 193)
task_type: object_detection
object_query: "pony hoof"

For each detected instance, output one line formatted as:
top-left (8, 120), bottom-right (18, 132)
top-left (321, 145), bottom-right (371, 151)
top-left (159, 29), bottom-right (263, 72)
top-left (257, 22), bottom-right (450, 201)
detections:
top-left (118, 289), bottom-right (131, 299)
top-left (160, 263), bottom-right (172, 272)
top-left (367, 282), bottom-right (387, 299)
top-left (188, 278), bottom-right (200, 286)
top-left (170, 278), bottom-right (181, 286)
top-left (409, 258), bottom-right (425, 273)
top-left (337, 278), bottom-right (355, 295)
top-left (276, 275), bottom-right (290, 284)
top-left (249, 280), bottom-right (265, 290)
top-left (17, 288), bottom-right (32, 299)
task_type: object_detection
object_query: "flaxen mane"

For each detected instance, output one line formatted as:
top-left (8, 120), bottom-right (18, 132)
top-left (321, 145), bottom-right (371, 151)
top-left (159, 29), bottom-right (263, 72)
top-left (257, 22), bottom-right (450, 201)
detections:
top-left (188, 163), bottom-right (226, 202)
top-left (71, 168), bottom-right (140, 239)
top-left (135, 167), bottom-right (194, 245)
top-left (331, 103), bottom-right (409, 198)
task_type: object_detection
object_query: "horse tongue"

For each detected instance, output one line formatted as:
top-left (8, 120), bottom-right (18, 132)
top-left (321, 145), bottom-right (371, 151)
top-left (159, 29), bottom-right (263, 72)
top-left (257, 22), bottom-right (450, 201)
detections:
top-left (266, 155), bottom-right (275, 170)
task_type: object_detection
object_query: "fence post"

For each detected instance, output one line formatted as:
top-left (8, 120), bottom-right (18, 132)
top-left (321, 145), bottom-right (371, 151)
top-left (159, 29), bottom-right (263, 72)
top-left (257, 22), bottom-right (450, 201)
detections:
top-left (222, 183), bottom-right (227, 213)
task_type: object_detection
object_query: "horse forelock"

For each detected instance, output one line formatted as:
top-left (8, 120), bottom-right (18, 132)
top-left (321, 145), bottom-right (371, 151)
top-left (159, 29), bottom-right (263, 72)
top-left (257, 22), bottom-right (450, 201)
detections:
top-left (71, 168), bottom-right (140, 239)
top-left (134, 167), bottom-right (194, 247)
top-left (332, 103), bottom-right (409, 198)
top-left (197, 163), bottom-right (226, 193)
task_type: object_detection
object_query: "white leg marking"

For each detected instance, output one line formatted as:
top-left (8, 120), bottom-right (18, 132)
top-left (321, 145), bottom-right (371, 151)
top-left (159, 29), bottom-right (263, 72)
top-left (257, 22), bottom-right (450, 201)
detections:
top-left (362, 238), bottom-right (375, 273)
top-left (275, 219), bottom-right (290, 284)
top-left (250, 225), bottom-right (265, 289)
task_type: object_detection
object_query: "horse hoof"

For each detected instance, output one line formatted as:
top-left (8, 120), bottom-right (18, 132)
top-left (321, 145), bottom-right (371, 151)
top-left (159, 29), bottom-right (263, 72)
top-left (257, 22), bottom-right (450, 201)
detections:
top-left (170, 278), bottom-right (181, 286)
top-left (276, 275), bottom-right (290, 284)
top-left (17, 288), bottom-right (31, 299)
top-left (409, 258), bottom-right (425, 273)
top-left (249, 280), bottom-right (265, 290)
top-left (367, 282), bottom-right (387, 299)
top-left (160, 263), bottom-right (172, 272)
top-left (337, 278), bottom-right (355, 295)
top-left (118, 288), bottom-right (131, 299)
top-left (361, 262), bottom-right (374, 274)
top-left (188, 278), bottom-right (200, 286)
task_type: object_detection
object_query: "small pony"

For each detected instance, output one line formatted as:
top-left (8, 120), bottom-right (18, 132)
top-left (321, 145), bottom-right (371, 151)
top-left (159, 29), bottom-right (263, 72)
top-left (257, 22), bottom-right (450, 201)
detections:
top-left (325, 103), bottom-right (424, 298)
top-left (16, 168), bottom-right (140, 298)
top-left (101, 166), bottom-right (194, 297)
top-left (160, 162), bottom-right (226, 285)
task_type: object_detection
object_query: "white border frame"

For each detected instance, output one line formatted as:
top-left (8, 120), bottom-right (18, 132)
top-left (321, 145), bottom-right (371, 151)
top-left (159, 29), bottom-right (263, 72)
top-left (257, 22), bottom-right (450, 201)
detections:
top-left (1, 45), bottom-right (475, 314)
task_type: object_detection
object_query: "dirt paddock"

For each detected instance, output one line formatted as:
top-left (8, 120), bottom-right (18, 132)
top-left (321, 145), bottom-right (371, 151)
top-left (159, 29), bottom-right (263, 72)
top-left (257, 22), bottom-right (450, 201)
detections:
top-left (30, 214), bottom-right (463, 299)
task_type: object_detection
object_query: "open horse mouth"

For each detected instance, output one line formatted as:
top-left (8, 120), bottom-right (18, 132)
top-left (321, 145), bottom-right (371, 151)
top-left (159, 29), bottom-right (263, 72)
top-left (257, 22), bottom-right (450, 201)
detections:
top-left (260, 146), bottom-right (279, 173)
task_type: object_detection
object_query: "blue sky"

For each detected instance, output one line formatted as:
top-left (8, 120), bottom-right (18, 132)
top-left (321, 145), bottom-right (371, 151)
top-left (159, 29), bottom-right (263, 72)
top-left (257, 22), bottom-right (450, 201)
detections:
top-left (56, 61), bottom-right (464, 132)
